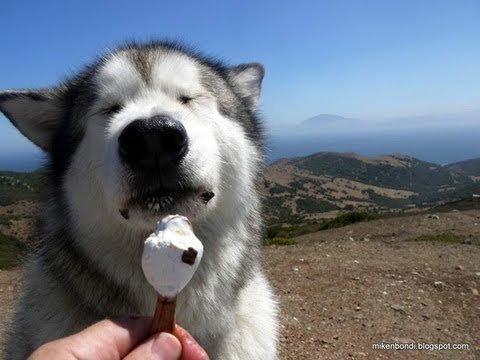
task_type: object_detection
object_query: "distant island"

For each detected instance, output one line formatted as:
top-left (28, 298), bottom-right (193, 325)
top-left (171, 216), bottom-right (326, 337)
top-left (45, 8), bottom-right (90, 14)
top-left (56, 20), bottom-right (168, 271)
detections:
top-left (300, 114), bottom-right (359, 127)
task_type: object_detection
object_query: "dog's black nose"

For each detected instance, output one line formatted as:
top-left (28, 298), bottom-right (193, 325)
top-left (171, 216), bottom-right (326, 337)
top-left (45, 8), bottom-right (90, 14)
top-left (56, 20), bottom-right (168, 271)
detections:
top-left (118, 115), bottom-right (188, 170)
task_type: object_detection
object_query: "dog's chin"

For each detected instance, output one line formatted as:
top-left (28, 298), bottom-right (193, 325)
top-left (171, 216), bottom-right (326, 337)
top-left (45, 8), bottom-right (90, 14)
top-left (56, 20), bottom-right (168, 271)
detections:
top-left (116, 188), bottom-right (215, 230)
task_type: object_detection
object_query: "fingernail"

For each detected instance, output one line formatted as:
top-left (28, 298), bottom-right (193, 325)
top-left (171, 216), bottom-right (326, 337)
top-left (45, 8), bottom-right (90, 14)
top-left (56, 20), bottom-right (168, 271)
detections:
top-left (152, 332), bottom-right (182, 360)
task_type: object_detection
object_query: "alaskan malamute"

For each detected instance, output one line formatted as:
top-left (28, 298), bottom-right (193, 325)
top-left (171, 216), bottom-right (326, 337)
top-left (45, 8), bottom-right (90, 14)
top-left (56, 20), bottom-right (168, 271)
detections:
top-left (0, 41), bottom-right (278, 359)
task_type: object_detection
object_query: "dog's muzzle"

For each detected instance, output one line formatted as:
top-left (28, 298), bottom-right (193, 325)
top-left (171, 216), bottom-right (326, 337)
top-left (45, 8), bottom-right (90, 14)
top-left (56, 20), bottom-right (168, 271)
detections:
top-left (116, 115), bottom-right (215, 220)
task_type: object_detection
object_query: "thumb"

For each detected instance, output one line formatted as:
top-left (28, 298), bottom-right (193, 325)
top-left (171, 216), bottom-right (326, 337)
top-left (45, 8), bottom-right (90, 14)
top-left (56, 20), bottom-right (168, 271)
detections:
top-left (124, 332), bottom-right (181, 360)
top-left (29, 317), bottom-right (152, 360)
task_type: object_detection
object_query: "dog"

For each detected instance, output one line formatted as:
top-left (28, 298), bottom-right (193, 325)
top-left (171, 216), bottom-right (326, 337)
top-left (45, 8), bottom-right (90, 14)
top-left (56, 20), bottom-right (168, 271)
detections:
top-left (0, 41), bottom-right (278, 359)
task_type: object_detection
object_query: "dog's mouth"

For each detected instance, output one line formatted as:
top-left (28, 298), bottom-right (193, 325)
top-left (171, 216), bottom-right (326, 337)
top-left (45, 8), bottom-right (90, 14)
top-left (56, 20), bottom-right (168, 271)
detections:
top-left (118, 186), bottom-right (215, 220)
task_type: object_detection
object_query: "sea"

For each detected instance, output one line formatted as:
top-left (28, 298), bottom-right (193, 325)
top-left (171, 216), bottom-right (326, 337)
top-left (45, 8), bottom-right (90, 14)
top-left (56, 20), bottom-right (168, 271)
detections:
top-left (1, 127), bottom-right (478, 172)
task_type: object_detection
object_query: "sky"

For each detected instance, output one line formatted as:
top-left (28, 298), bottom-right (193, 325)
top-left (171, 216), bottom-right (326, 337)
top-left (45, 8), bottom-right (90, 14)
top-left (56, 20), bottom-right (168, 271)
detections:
top-left (1, 0), bottom-right (480, 157)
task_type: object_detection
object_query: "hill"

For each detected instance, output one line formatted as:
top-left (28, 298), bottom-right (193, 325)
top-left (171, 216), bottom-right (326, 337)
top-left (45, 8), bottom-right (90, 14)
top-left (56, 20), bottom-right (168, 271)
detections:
top-left (0, 171), bottom-right (45, 206)
top-left (446, 158), bottom-right (480, 177)
top-left (261, 152), bottom-right (480, 224)
top-left (1, 155), bottom-right (479, 226)
top-left (431, 195), bottom-right (480, 213)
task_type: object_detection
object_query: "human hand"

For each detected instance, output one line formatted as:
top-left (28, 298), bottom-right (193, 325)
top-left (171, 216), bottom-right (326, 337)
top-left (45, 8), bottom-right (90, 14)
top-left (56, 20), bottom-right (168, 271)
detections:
top-left (28, 317), bottom-right (209, 360)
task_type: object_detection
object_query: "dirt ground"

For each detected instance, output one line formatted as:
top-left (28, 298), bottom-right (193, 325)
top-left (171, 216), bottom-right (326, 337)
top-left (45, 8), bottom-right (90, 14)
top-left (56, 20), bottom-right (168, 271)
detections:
top-left (0, 201), bottom-right (39, 242)
top-left (264, 209), bottom-right (480, 359)
top-left (1, 210), bottom-right (479, 359)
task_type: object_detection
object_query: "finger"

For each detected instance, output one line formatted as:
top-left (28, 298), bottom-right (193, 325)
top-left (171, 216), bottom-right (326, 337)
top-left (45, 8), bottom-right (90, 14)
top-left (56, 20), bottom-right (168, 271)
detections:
top-left (28, 317), bottom-right (152, 360)
top-left (66, 317), bottom-right (152, 359)
top-left (123, 332), bottom-right (181, 360)
top-left (174, 326), bottom-right (209, 360)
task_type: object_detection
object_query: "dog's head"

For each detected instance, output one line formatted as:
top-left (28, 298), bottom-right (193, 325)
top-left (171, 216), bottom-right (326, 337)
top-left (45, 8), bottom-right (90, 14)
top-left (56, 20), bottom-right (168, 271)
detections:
top-left (0, 42), bottom-right (265, 231)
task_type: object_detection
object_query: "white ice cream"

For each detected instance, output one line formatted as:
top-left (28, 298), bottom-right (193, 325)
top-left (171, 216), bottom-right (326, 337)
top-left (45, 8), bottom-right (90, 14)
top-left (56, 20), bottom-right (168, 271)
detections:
top-left (142, 215), bottom-right (203, 299)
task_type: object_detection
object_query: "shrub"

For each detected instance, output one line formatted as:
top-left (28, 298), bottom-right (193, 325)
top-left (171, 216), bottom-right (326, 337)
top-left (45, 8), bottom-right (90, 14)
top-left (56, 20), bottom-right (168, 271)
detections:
top-left (264, 211), bottom-right (381, 243)
top-left (319, 211), bottom-right (379, 230)
top-left (269, 184), bottom-right (295, 195)
top-left (263, 237), bottom-right (298, 246)
top-left (296, 198), bottom-right (338, 213)
top-left (0, 231), bottom-right (27, 269)
top-left (408, 233), bottom-right (465, 244)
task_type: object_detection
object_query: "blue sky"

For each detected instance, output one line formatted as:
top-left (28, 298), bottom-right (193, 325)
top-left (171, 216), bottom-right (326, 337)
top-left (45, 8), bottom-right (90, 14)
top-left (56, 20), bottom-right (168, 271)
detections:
top-left (1, 0), bottom-right (480, 155)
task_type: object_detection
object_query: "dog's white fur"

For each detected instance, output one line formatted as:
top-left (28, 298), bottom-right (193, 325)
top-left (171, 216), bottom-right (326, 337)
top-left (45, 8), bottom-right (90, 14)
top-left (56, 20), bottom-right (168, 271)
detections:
top-left (1, 46), bottom-right (278, 359)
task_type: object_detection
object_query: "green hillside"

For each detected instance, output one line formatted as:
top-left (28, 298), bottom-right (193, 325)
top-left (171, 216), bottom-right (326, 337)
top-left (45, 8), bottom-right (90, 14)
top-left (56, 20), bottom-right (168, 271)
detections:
top-left (0, 170), bottom-right (45, 206)
top-left (0, 154), bottom-right (479, 226)
top-left (262, 152), bottom-right (480, 224)
top-left (293, 152), bottom-right (472, 194)
top-left (446, 158), bottom-right (480, 177)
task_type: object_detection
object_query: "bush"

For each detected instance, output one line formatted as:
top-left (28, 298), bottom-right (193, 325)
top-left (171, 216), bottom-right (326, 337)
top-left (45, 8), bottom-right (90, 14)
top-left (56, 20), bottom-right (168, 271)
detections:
top-left (0, 216), bottom-right (13, 228)
top-left (296, 198), bottom-right (338, 213)
top-left (269, 184), bottom-right (295, 195)
top-left (264, 211), bottom-right (381, 243)
top-left (409, 233), bottom-right (465, 244)
top-left (0, 214), bottom-right (25, 228)
top-left (319, 211), bottom-right (379, 230)
top-left (366, 190), bottom-right (410, 209)
top-left (0, 231), bottom-right (27, 269)
top-left (266, 222), bottom-right (323, 239)
top-left (263, 237), bottom-right (298, 246)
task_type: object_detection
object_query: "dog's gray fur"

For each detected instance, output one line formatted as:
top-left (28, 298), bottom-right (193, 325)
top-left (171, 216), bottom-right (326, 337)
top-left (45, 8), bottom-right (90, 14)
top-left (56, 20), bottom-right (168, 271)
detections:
top-left (0, 41), bottom-right (278, 359)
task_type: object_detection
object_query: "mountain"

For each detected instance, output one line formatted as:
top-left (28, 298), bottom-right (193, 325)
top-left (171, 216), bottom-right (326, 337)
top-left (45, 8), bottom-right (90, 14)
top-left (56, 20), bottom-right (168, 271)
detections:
top-left (261, 152), bottom-right (480, 224)
top-left (431, 195), bottom-right (480, 213)
top-left (446, 158), bottom-right (480, 177)
top-left (297, 110), bottom-right (480, 132)
top-left (268, 111), bottom-right (480, 165)
top-left (300, 114), bottom-right (359, 128)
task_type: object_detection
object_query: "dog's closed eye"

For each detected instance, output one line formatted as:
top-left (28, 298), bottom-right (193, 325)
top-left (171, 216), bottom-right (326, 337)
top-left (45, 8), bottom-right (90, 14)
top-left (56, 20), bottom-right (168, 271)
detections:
top-left (178, 95), bottom-right (194, 105)
top-left (100, 104), bottom-right (123, 116)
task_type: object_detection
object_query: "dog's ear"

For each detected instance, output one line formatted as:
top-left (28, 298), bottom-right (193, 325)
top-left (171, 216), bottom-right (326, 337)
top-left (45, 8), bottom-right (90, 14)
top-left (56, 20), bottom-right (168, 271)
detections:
top-left (227, 63), bottom-right (265, 112)
top-left (0, 89), bottom-right (64, 152)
